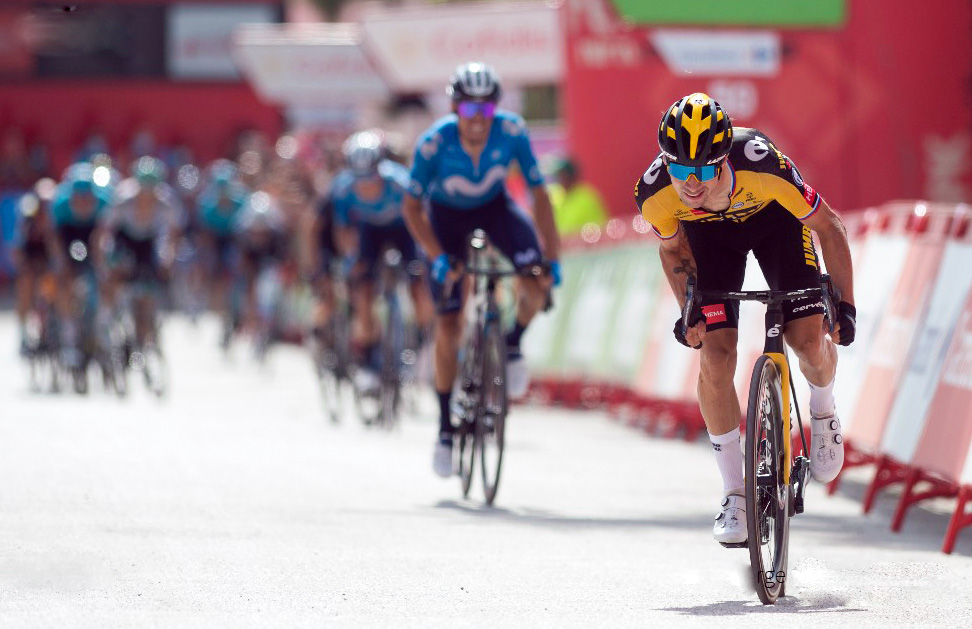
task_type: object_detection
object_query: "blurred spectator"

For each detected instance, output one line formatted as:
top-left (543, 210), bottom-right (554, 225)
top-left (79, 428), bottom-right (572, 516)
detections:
top-left (74, 130), bottom-right (110, 164)
top-left (546, 156), bottom-right (608, 236)
top-left (0, 129), bottom-right (40, 191)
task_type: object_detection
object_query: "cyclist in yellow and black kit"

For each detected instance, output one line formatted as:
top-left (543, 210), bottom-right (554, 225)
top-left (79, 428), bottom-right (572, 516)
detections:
top-left (634, 93), bottom-right (856, 546)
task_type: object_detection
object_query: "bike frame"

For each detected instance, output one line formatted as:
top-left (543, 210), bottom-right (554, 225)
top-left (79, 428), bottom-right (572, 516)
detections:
top-left (761, 301), bottom-right (794, 484)
top-left (682, 279), bottom-right (837, 485)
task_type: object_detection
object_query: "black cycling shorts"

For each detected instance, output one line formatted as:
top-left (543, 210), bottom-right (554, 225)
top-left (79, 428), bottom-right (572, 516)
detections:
top-left (429, 194), bottom-right (542, 313)
top-left (682, 203), bottom-right (825, 331)
top-left (356, 222), bottom-right (419, 282)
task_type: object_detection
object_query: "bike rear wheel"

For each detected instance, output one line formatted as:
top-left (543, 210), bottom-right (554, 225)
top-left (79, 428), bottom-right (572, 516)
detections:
top-left (479, 320), bottom-right (508, 506)
top-left (457, 415), bottom-right (476, 498)
top-left (745, 354), bottom-right (790, 604)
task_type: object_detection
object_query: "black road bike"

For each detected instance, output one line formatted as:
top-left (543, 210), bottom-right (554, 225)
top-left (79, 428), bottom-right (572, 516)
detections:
top-left (450, 230), bottom-right (550, 506)
top-left (682, 275), bottom-right (837, 605)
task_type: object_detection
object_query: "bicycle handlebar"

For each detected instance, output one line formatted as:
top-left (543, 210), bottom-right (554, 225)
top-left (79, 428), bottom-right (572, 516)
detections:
top-left (681, 276), bottom-right (838, 334)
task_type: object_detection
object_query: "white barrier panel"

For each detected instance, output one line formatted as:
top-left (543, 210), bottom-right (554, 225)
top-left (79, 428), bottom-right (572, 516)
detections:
top-left (360, 2), bottom-right (563, 92)
top-left (634, 277), bottom-right (698, 400)
top-left (607, 248), bottom-right (665, 376)
top-left (913, 286), bottom-right (972, 482)
top-left (847, 219), bottom-right (948, 451)
top-left (562, 252), bottom-right (620, 373)
top-left (832, 228), bottom-right (910, 430)
top-left (882, 240), bottom-right (972, 463)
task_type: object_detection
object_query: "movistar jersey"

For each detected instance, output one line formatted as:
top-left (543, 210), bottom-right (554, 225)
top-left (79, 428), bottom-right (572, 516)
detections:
top-left (331, 160), bottom-right (409, 228)
top-left (408, 111), bottom-right (544, 210)
top-left (634, 128), bottom-right (823, 240)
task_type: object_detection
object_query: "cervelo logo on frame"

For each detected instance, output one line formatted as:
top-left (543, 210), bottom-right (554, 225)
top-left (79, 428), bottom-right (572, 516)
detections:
top-left (702, 304), bottom-right (727, 323)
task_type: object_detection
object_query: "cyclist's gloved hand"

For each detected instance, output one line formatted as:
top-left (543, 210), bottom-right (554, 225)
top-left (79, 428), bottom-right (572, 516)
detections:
top-left (549, 260), bottom-right (562, 287)
top-left (835, 301), bottom-right (856, 346)
top-left (673, 316), bottom-right (702, 349)
top-left (431, 253), bottom-right (451, 285)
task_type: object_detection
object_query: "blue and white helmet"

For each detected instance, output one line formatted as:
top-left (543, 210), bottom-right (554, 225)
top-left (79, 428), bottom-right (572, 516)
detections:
top-left (342, 130), bottom-right (385, 178)
top-left (447, 62), bottom-right (502, 102)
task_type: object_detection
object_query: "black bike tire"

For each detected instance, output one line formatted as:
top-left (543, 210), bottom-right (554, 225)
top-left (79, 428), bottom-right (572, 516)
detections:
top-left (457, 325), bottom-right (481, 498)
top-left (379, 295), bottom-right (404, 430)
top-left (745, 354), bottom-right (789, 605)
top-left (458, 418), bottom-right (476, 497)
top-left (479, 319), bottom-right (508, 506)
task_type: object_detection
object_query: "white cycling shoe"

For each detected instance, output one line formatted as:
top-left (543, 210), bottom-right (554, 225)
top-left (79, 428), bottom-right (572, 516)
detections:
top-left (809, 412), bottom-right (844, 483)
top-left (713, 494), bottom-right (748, 546)
top-left (506, 352), bottom-right (529, 399)
top-left (432, 435), bottom-right (455, 478)
top-left (353, 368), bottom-right (380, 395)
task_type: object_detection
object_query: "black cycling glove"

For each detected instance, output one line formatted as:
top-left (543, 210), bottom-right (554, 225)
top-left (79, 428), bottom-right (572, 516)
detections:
top-left (673, 316), bottom-right (702, 349)
top-left (836, 301), bottom-right (856, 346)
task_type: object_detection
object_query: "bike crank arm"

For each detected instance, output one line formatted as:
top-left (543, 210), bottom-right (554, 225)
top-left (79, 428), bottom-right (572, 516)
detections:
top-left (790, 455), bottom-right (810, 516)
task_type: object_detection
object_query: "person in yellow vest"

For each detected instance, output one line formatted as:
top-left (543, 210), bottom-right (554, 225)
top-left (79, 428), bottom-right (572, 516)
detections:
top-left (546, 157), bottom-right (608, 236)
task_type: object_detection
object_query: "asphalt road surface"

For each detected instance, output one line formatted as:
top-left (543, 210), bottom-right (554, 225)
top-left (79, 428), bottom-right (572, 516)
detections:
top-left (2, 314), bottom-right (971, 627)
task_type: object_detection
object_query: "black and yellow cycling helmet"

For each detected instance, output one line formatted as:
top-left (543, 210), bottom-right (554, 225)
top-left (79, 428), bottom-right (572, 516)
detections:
top-left (658, 93), bottom-right (733, 166)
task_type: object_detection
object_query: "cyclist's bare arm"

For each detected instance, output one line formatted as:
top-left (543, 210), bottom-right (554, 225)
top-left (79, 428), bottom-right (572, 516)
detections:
top-left (802, 198), bottom-right (855, 343)
top-left (658, 227), bottom-right (698, 309)
top-left (659, 228), bottom-right (706, 345)
top-left (802, 198), bottom-right (854, 306)
top-left (402, 194), bottom-right (445, 260)
top-left (530, 184), bottom-right (560, 262)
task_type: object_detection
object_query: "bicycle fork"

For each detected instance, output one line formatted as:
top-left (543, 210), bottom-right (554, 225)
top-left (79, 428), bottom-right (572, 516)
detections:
top-left (761, 304), bottom-right (810, 515)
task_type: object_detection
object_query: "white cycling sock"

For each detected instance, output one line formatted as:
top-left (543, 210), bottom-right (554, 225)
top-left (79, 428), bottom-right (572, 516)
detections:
top-left (709, 427), bottom-right (744, 496)
top-left (808, 375), bottom-right (837, 417)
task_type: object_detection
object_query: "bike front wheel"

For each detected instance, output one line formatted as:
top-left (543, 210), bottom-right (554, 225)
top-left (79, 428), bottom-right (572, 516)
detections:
top-left (745, 354), bottom-right (790, 605)
top-left (479, 320), bottom-right (508, 506)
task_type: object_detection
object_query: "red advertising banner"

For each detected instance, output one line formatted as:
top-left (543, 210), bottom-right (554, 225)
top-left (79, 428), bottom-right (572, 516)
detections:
top-left (562, 0), bottom-right (972, 217)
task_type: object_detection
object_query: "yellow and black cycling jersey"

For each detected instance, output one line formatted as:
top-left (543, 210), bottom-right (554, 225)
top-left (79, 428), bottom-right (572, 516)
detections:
top-left (634, 127), bottom-right (822, 240)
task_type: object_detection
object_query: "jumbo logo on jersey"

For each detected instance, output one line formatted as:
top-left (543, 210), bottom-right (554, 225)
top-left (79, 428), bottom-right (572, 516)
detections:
top-left (441, 164), bottom-right (508, 197)
top-left (643, 157), bottom-right (664, 185)
top-left (744, 138), bottom-right (770, 161)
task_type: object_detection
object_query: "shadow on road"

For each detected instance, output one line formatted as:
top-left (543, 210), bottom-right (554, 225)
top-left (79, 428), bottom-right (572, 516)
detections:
top-left (433, 499), bottom-right (713, 531)
top-left (434, 472), bottom-right (972, 556)
top-left (660, 594), bottom-right (866, 616)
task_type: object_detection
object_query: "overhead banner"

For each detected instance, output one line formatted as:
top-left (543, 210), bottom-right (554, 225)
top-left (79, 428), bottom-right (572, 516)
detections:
top-left (0, 9), bottom-right (32, 77)
top-left (233, 24), bottom-right (390, 105)
top-left (650, 31), bottom-right (781, 77)
top-left (609, 0), bottom-right (846, 26)
top-left (168, 3), bottom-right (278, 80)
top-left (360, 2), bottom-right (562, 91)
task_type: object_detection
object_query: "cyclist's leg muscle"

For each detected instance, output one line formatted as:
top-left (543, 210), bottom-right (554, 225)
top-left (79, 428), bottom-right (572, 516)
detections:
top-left (698, 328), bottom-right (742, 435)
top-left (434, 312), bottom-right (462, 392)
top-left (784, 314), bottom-right (837, 387)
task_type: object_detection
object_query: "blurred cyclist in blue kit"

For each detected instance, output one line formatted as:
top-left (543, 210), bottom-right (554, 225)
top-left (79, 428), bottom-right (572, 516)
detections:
top-left (401, 62), bottom-right (562, 478)
top-left (330, 129), bottom-right (434, 392)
